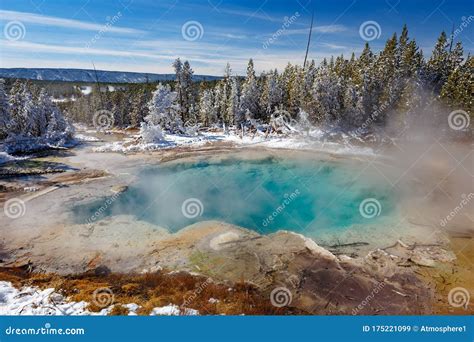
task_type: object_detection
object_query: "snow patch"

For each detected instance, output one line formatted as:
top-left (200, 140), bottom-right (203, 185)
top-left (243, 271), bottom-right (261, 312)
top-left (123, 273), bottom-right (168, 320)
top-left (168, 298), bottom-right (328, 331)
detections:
top-left (0, 282), bottom-right (200, 316)
top-left (93, 129), bottom-right (375, 156)
top-left (149, 304), bottom-right (199, 316)
top-left (0, 151), bottom-right (17, 164)
top-left (74, 133), bottom-right (101, 142)
top-left (0, 281), bottom-right (109, 315)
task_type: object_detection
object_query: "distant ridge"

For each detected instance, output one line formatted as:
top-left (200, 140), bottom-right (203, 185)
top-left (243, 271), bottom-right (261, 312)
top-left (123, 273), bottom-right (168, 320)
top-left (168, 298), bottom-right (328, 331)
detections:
top-left (0, 68), bottom-right (220, 83)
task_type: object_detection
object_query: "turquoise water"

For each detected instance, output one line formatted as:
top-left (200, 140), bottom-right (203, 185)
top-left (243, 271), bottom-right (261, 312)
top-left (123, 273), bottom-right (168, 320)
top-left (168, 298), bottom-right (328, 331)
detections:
top-left (72, 156), bottom-right (396, 236)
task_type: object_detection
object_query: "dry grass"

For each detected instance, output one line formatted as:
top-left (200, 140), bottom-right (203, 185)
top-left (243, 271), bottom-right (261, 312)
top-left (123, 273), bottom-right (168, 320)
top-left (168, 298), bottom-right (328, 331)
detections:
top-left (0, 267), bottom-right (306, 315)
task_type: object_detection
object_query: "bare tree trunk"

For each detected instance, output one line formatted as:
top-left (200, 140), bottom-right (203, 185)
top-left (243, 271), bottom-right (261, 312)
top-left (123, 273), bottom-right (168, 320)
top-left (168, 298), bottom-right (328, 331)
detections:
top-left (303, 10), bottom-right (314, 69)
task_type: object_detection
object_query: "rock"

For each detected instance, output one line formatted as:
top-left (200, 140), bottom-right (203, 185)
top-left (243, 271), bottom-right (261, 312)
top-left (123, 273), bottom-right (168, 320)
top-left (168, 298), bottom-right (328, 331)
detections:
top-left (409, 255), bottom-right (436, 267)
top-left (93, 265), bottom-right (111, 276)
top-left (111, 185), bottom-right (128, 194)
top-left (286, 231), bottom-right (337, 261)
top-left (140, 264), bottom-right (162, 274)
top-left (209, 232), bottom-right (240, 251)
top-left (49, 293), bottom-right (64, 303)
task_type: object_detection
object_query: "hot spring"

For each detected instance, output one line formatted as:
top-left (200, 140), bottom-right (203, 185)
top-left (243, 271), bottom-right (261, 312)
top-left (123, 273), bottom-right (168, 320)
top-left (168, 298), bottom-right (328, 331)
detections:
top-left (72, 154), bottom-right (400, 242)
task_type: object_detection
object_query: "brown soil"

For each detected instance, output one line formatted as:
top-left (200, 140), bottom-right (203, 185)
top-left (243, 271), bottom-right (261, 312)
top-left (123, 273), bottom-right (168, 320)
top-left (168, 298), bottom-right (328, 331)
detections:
top-left (417, 236), bottom-right (474, 314)
top-left (44, 169), bottom-right (109, 185)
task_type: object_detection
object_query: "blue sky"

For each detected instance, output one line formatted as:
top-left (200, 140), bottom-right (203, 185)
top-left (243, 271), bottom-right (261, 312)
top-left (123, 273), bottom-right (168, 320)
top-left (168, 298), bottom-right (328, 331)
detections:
top-left (0, 0), bottom-right (473, 75)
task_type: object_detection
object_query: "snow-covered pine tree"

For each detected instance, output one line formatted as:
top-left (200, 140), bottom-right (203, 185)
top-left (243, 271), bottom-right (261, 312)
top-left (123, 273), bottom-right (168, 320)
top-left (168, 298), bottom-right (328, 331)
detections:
top-left (269, 69), bottom-right (283, 112)
top-left (354, 43), bottom-right (375, 87)
top-left (172, 58), bottom-right (184, 121)
top-left (286, 65), bottom-right (305, 116)
top-left (45, 94), bottom-right (72, 143)
top-left (139, 121), bottom-right (163, 144)
top-left (181, 60), bottom-right (196, 123)
top-left (312, 62), bottom-right (342, 125)
top-left (374, 33), bottom-right (398, 122)
top-left (261, 70), bottom-right (283, 116)
top-left (199, 89), bottom-right (217, 126)
top-left (302, 60), bottom-right (317, 113)
top-left (19, 84), bottom-right (38, 137)
top-left (447, 42), bottom-right (464, 76)
top-left (130, 89), bottom-right (148, 127)
top-left (394, 34), bottom-right (425, 128)
top-left (342, 81), bottom-right (364, 127)
top-left (35, 89), bottom-right (51, 137)
top-left (110, 91), bottom-right (126, 128)
top-left (426, 31), bottom-right (450, 93)
top-left (146, 83), bottom-right (182, 133)
top-left (280, 63), bottom-right (293, 112)
top-left (90, 84), bottom-right (104, 117)
top-left (441, 54), bottom-right (473, 116)
top-left (7, 80), bottom-right (25, 136)
top-left (239, 59), bottom-right (259, 122)
top-left (215, 63), bottom-right (232, 123)
top-left (226, 76), bottom-right (240, 125)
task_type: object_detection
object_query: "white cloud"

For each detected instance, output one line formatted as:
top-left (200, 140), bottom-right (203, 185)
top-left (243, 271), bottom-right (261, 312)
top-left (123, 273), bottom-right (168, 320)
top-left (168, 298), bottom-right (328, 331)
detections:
top-left (1, 40), bottom-right (173, 60)
top-left (281, 25), bottom-right (347, 36)
top-left (213, 33), bottom-right (248, 40)
top-left (0, 10), bottom-right (144, 34)
top-left (218, 8), bottom-right (286, 23)
top-left (319, 42), bottom-right (348, 50)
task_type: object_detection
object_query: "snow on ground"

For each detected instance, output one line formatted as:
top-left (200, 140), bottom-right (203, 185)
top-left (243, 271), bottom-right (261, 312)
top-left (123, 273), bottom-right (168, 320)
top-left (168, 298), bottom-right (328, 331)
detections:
top-left (93, 129), bottom-right (376, 156)
top-left (0, 281), bottom-right (108, 316)
top-left (93, 131), bottom-right (227, 153)
top-left (0, 282), bottom-right (199, 316)
top-left (77, 85), bottom-right (92, 95)
top-left (74, 133), bottom-right (101, 142)
top-left (52, 97), bottom-right (75, 103)
top-left (149, 304), bottom-right (199, 316)
top-left (0, 151), bottom-right (17, 164)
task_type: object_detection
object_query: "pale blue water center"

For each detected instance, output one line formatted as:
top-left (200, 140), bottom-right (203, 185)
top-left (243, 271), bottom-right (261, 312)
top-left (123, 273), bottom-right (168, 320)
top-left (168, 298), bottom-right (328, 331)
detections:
top-left (73, 156), bottom-right (396, 238)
